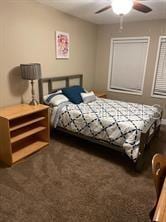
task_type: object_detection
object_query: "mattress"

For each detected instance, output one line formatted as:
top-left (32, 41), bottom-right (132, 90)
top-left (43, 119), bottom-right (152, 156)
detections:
top-left (51, 98), bottom-right (160, 161)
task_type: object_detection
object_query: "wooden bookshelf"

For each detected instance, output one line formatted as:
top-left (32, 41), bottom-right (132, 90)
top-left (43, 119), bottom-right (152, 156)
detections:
top-left (11, 126), bottom-right (46, 144)
top-left (0, 104), bottom-right (50, 166)
top-left (10, 116), bottom-right (45, 132)
top-left (12, 140), bottom-right (48, 163)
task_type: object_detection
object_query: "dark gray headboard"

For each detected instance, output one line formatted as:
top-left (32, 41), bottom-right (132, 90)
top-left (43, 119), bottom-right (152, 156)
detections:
top-left (38, 74), bottom-right (83, 103)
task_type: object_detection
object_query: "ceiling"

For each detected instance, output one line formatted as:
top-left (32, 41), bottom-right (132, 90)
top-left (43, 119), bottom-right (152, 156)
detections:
top-left (37, 0), bottom-right (166, 24)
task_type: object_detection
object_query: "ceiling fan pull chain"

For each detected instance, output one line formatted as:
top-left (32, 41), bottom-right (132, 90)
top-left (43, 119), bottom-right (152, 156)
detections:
top-left (119, 14), bottom-right (124, 32)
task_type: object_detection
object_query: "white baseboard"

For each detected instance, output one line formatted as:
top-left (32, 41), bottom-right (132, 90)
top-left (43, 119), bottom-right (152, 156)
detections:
top-left (161, 119), bottom-right (166, 125)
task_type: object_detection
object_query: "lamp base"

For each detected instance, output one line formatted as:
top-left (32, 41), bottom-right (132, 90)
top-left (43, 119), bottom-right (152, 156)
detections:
top-left (29, 98), bottom-right (39, 106)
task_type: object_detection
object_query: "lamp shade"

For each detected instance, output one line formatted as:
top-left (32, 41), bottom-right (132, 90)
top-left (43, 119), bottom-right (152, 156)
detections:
top-left (20, 63), bottom-right (41, 80)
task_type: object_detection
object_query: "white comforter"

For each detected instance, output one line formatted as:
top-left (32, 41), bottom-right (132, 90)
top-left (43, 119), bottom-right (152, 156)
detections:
top-left (51, 98), bottom-right (160, 161)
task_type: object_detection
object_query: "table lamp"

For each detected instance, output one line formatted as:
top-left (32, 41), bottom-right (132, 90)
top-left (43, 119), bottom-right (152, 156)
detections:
top-left (20, 63), bottom-right (41, 105)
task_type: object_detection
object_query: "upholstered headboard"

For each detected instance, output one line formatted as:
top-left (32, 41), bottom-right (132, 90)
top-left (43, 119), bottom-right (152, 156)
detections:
top-left (38, 74), bottom-right (83, 103)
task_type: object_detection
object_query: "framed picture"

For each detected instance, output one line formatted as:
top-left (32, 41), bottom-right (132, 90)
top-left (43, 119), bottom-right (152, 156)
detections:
top-left (56, 31), bottom-right (70, 59)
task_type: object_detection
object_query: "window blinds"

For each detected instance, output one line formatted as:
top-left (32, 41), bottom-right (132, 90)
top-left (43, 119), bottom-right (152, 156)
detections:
top-left (108, 38), bottom-right (149, 93)
top-left (153, 37), bottom-right (166, 96)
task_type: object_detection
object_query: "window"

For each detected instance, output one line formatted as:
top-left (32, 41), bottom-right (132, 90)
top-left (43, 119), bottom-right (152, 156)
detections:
top-left (152, 36), bottom-right (166, 98)
top-left (108, 37), bottom-right (150, 95)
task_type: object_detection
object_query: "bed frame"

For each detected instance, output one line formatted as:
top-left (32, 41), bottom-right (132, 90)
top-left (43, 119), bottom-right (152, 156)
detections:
top-left (38, 74), bottom-right (162, 171)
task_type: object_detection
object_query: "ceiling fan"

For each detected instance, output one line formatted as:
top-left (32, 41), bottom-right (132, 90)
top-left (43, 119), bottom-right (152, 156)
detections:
top-left (95, 0), bottom-right (152, 15)
top-left (95, 0), bottom-right (152, 31)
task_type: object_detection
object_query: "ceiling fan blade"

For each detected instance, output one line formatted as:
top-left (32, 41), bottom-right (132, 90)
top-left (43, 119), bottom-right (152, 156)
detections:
top-left (95, 5), bottom-right (111, 14)
top-left (133, 1), bottom-right (152, 13)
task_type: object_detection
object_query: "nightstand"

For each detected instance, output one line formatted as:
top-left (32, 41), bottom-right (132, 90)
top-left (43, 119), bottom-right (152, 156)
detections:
top-left (0, 104), bottom-right (50, 166)
top-left (92, 90), bottom-right (107, 98)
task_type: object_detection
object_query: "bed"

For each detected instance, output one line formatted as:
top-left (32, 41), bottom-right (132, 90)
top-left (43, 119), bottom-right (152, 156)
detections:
top-left (38, 74), bottom-right (162, 171)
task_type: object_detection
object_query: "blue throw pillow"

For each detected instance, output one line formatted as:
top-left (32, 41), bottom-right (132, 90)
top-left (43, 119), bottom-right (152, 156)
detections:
top-left (62, 86), bottom-right (85, 104)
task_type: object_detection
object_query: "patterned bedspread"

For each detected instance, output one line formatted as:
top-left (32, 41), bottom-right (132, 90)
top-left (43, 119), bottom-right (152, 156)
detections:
top-left (52, 98), bottom-right (160, 161)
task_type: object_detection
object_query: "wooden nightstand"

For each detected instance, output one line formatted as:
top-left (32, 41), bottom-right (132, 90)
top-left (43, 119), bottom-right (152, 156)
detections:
top-left (0, 104), bottom-right (50, 166)
top-left (92, 90), bottom-right (107, 98)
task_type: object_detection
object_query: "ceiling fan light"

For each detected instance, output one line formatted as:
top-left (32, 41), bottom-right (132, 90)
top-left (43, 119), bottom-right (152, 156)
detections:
top-left (112, 0), bottom-right (133, 15)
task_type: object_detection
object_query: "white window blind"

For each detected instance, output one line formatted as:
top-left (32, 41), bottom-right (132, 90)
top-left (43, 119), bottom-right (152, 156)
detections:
top-left (108, 37), bottom-right (149, 94)
top-left (152, 37), bottom-right (166, 97)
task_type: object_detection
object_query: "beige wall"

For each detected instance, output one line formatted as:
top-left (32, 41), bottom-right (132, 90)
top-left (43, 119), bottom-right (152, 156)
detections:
top-left (0, 0), bottom-right (97, 106)
top-left (0, 1), bottom-right (166, 118)
top-left (95, 20), bottom-right (166, 118)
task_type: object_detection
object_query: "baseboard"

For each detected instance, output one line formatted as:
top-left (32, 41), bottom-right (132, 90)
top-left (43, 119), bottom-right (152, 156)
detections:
top-left (161, 119), bottom-right (166, 125)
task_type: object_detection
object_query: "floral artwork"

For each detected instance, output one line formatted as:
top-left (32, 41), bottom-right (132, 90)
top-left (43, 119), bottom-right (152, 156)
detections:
top-left (56, 31), bottom-right (69, 59)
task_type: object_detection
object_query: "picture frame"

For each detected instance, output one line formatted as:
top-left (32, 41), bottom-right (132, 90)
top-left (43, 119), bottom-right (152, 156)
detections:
top-left (56, 31), bottom-right (70, 59)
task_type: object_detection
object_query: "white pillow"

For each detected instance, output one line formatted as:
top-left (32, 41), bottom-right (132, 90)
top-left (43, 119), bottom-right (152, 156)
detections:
top-left (81, 91), bottom-right (96, 104)
top-left (43, 91), bottom-right (68, 106)
top-left (49, 94), bottom-right (69, 106)
top-left (43, 90), bottom-right (62, 104)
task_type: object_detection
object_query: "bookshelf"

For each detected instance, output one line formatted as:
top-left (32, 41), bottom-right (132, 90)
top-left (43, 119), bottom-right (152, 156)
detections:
top-left (0, 104), bottom-right (50, 165)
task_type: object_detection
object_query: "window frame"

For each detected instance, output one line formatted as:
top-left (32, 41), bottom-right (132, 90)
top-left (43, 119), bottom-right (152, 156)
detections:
top-left (151, 36), bottom-right (166, 99)
top-left (107, 37), bottom-right (150, 95)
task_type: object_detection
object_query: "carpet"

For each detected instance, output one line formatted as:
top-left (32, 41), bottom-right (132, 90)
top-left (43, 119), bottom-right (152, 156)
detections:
top-left (0, 125), bottom-right (166, 222)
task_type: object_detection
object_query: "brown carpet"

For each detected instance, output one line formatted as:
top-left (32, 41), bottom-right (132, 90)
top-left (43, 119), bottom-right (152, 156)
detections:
top-left (0, 126), bottom-right (166, 222)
